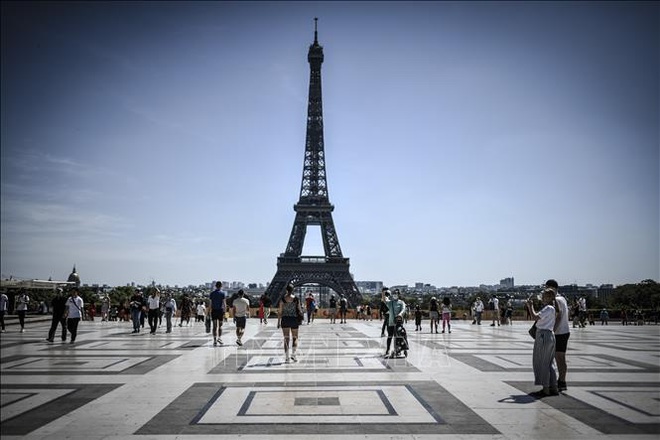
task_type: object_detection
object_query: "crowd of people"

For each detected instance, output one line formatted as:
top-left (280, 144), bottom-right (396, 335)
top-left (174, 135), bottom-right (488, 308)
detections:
top-left (1, 278), bottom-right (655, 399)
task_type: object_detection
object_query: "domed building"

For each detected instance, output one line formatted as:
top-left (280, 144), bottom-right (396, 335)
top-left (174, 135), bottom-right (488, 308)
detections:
top-left (67, 265), bottom-right (81, 287)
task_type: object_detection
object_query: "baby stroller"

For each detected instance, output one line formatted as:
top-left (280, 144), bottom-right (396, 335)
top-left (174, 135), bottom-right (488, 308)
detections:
top-left (393, 315), bottom-right (409, 358)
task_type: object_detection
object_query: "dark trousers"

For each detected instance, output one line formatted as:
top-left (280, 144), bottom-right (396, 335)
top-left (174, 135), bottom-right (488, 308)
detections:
top-left (148, 309), bottom-right (159, 333)
top-left (17, 310), bottom-right (26, 328)
top-left (381, 314), bottom-right (389, 335)
top-left (67, 318), bottom-right (80, 342)
top-left (0, 311), bottom-right (5, 330)
top-left (386, 325), bottom-right (395, 352)
top-left (48, 314), bottom-right (67, 340)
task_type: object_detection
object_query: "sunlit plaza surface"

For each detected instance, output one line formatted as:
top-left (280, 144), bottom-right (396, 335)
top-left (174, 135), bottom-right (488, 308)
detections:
top-left (1, 315), bottom-right (658, 440)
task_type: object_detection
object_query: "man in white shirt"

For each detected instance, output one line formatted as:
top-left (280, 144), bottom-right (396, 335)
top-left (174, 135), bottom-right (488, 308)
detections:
top-left (232, 290), bottom-right (250, 346)
top-left (472, 297), bottom-right (484, 325)
top-left (489, 295), bottom-right (500, 327)
top-left (162, 295), bottom-right (177, 333)
top-left (546, 279), bottom-right (571, 391)
top-left (578, 296), bottom-right (587, 328)
top-left (64, 289), bottom-right (84, 344)
top-left (147, 289), bottom-right (161, 335)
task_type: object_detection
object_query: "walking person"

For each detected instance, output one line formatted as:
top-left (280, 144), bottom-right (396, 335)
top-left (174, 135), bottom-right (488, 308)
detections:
top-left (441, 297), bottom-right (452, 333)
top-left (232, 289), bottom-right (250, 346)
top-left (527, 288), bottom-right (559, 397)
top-left (163, 294), bottom-right (177, 333)
top-left (381, 288), bottom-right (406, 358)
top-left (261, 294), bottom-right (272, 325)
top-left (46, 288), bottom-right (68, 342)
top-left (64, 289), bottom-right (84, 344)
top-left (15, 290), bottom-right (30, 332)
top-left (277, 284), bottom-right (303, 363)
top-left (209, 281), bottom-right (227, 346)
top-left (0, 290), bottom-right (8, 332)
top-left (545, 279), bottom-right (570, 392)
top-left (147, 288), bottom-right (160, 335)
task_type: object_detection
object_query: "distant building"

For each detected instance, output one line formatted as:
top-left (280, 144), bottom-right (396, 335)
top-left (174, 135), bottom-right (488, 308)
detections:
top-left (356, 281), bottom-right (383, 294)
top-left (499, 277), bottom-right (514, 288)
top-left (67, 265), bottom-right (81, 287)
top-left (598, 284), bottom-right (614, 304)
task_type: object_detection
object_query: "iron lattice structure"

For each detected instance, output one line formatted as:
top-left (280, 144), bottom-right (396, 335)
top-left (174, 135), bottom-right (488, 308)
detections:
top-left (264, 20), bottom-right (361, 306)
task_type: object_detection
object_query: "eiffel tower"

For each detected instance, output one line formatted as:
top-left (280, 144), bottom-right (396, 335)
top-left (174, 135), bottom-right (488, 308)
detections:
top-left (264, 19), bottom-right (361, 306)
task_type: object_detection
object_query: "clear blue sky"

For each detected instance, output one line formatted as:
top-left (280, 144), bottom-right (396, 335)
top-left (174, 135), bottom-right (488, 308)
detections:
top-left (1, 1), bottom-right (658, 288)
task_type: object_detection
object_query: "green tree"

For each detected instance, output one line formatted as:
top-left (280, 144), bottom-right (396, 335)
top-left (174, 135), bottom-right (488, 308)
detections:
top-left (610, 279), bottom-right (660, 310)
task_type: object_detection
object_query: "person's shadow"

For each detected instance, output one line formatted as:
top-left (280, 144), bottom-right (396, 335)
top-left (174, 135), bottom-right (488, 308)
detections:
top-left (497, 394), bottom-right (538, 404)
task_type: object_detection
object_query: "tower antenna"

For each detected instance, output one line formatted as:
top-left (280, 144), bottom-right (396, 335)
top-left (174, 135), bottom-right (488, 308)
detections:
top-left (314, 17), bottom-right (318, 44)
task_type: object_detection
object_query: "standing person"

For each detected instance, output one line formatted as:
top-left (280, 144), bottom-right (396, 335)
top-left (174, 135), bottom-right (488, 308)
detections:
top-left (196, 301), bottom-right (207, 323)
top-left (0, 290), bottom-right (8, 332)
top-left (600, 308), bottom-right (609, 325)
top-left (129, 290), bottom-right (143, 333)
top-left (429, 297), bottom-right (439, 333)
top-left (258, 296), bottom-right (265, 324)
top-left (545, 279), bottom-right (570, 392)
top-left (64, 289), bottom-right (84, 344)
top-left (527, 288), bottom-right (559, 397)
top-left (578, 296), bottom-right (587, 328)
top-left (339, 294), bottom-right (348, 324)
top-left (328, 294), bottom-right (337, 324)
top-left (179, 294), bottom-right (192, 327)
top-left (232, 289), bottom-right (250, 346)
top-left (305, 293), bottom-right (316, 324)
top-left (489, 295), bottom-right (500, 327)
top-left (100, 295), bottom-right (110, 322)
top-left (147, 289), bottom-right (160, 335)
top-left (46, 288), bottom-right (68, 342)
top-left (472, 297), bottom-right (484, 325)
top-left (15, 290), bottom-right (30, 332)
top-left (380, 289), bottom-right (390, 337)
top-left (441, 297), bottom-right (452, 334)
top-left (277, 284), bottom-right (303, 363)
top-left (504, 296), bottom-right (513, 325)
top-left (414, 305), bottom-right (422, 331)
top-left (138, 291), bottom-right (147, 330)
top-left (381, 288), bottom-right (406, 358)
top-left (163, 294), bottom-right (177, 333)
top-left (209, 281), bottom-right (227, 346)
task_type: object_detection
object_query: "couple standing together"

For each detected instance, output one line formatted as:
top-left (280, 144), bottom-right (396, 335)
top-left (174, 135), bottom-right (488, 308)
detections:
top-left (527, 279), bottom-right (570, 397)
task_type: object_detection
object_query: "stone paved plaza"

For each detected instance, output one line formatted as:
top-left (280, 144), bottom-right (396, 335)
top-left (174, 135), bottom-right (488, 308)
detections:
top-left (1, 316), bottom-right (659, 440)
